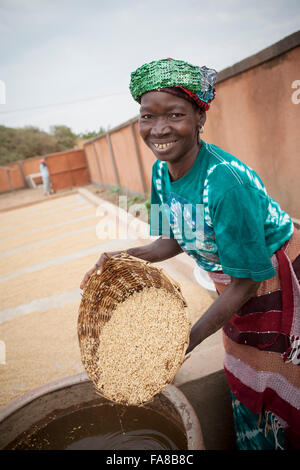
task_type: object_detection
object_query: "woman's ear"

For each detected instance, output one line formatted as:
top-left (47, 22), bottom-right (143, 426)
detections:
top-left (199, 110), bottom-right (206, 127)
top-left (196, 110), bottom-right (207, 144)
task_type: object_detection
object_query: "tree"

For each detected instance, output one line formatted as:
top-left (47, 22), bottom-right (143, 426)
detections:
top-left (50, 125), bottom-right (77, 151)
top-left (0, 125), bottom-right (59, 164)
top-left (76, 127), bottom-right (106, 139)
top-left (0, 124), bottom-right (106, 165)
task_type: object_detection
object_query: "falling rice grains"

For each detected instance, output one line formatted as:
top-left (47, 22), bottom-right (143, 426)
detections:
top-left (95, 287), bottom-right (191, 406)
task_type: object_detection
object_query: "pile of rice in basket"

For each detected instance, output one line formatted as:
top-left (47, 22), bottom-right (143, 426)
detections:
top-left (78, 254), bottom-right (191, 406)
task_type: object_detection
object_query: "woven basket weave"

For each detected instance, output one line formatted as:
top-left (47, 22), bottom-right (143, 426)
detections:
top-left (77, 253), bottom-right (190, 405)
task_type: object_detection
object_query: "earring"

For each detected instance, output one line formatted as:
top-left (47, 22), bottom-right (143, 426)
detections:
top-left (197, 126), bottom-right (204, 144)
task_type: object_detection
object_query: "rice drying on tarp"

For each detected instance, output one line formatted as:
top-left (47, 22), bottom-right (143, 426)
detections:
top-left (77, 253), bottom-right (191, 406)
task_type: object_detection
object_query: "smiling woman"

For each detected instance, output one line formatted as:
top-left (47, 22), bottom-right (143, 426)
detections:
top-left (80, 58), bottom-right (300, 450)
top-left (138, 91), bottom-right (205, 180)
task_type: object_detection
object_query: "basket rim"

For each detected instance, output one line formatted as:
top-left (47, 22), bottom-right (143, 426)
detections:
top-left (78, 255), bottom-right (191, 405)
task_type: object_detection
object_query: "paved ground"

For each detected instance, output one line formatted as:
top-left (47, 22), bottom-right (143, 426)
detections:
top-left (0, 186), bottom-right (77, 212)
top-left (0, 186), bottom-right (224, 408)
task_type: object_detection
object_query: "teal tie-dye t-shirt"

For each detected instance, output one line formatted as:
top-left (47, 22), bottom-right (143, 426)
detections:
top-left (150, 140), bottom-right (294, 281)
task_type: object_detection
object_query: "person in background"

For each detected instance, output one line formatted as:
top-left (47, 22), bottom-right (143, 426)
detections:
top-left (40, 158), bottom-right (52, 196)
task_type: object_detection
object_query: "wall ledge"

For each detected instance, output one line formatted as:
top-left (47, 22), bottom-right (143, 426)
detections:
top-left (82, 31), bottom-right (300, 143)
top-left (217, 30), bottom-right (300, 83)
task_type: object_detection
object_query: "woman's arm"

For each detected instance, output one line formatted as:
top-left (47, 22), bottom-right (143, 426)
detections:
top-left (127, 236), bottom-right (183, 262)
top-left (186, 276), bottom-right (261, 354)
top-left (80, 237), bottom-right (183, 289)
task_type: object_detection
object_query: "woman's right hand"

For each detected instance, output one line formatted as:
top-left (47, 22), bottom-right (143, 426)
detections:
top-left (80, 238), bottom-right (183, 290)
top-left (80, 252), bottom-right (115, 290)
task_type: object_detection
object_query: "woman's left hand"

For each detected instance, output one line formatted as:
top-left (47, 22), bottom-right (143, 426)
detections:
top-left (185, 276), bottom-right (261, 354)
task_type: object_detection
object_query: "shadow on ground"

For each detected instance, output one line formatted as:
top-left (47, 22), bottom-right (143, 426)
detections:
top-left (178, 370), bottom-right (237, 450)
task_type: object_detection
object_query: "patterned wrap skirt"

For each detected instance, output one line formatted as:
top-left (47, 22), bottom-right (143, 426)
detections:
top-left (208, 228), bottom-right (300, 450)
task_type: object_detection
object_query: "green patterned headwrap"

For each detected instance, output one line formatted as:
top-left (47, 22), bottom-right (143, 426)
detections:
top-left (129, 58), bottom-right (217, 110)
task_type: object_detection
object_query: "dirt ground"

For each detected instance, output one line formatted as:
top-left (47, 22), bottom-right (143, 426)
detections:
top-left (0, 186), bottom-right (77, 212)
top-left (85, 183), bottom-right (150, 223)
top-left (0, 185), bottom-right (215, 408)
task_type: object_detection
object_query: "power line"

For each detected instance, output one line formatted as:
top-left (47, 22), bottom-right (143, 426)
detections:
top-left (0, 91), bottom-right (128, 115)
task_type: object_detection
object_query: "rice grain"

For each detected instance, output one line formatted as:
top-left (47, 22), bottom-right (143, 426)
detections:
top-left (78, 253), bottom-right (191, 406)
top-left (94, 287), bottom-right (190, 405)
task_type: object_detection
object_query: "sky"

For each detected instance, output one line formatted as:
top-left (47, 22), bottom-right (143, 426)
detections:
top-left (0, 0), bottom-right (299, 135)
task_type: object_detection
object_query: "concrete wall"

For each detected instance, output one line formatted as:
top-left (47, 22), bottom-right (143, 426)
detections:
top-left (0, 149), bottom-right (90, 193)
top-left (0, 163), bottom-right (24, 192)
top-left (1, 33), bottom-right (298, 217)
top-left (84, 118), bottom-right (154, 195)
top-left (45, 149), bottom-right (89, 191)
top-left (84, 32), bottom-right (300, 218)
top-left (204, 38), bottom-right (300, 219)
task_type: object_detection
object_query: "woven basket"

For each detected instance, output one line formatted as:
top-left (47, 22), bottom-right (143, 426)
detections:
top-left (77, 253), bottom-right (191, 406)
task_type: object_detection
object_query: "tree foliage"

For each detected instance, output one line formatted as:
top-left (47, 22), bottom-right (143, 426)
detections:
top-left (0, 124), bottom-right (91, 165)
top-left (50, 125), bottom-right (77, 151)
top-left (76, 127), bottom-right (106, 139)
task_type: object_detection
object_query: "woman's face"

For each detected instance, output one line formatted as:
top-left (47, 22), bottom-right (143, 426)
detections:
top-left (138, 91), bottom-right (205, 164)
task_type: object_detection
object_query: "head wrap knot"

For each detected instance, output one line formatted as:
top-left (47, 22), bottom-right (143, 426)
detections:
top-left (129, 58), bottom-right (218, 111)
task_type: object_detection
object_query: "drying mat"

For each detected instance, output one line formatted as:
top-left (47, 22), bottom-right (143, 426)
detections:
top-left (78, 253), bottom-right (191, 406)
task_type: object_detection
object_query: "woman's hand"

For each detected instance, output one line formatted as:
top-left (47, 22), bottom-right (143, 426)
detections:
top-left (185, 276), bottom-right (261, 354)
top-left (80, 251), bottom-right (118, 289)
top-left (80, 264), bottom-right (98, 290)
top-left (80, 237), bottom-right (183, 290)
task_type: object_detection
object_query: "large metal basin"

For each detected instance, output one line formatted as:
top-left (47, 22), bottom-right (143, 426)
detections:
top-left (0, 372), bottom-right (204, 450)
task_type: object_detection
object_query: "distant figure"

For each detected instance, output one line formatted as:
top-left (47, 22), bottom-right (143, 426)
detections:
top-left (40, 158), bottom-right (52, 196)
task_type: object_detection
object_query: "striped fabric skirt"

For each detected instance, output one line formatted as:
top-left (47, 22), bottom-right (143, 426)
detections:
top-left (209, 228), bottom-right (300, 450)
